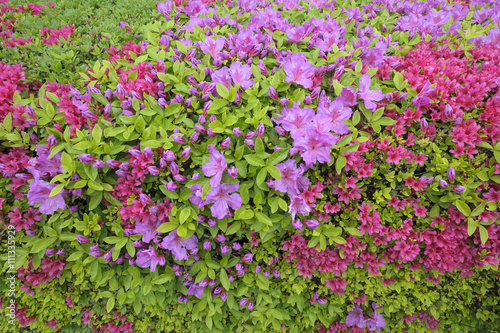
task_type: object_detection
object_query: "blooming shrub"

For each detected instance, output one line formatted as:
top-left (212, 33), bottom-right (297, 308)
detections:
top-left (0, 0), bottom-right (499, 332)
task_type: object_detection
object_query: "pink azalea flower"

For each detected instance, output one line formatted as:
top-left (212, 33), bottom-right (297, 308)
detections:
top-left (294, 132), bottom-right (334, 165)
top-left (205, 183), bottom-right (243, 219)
top-left (283, 53), bottom-right (316, 89)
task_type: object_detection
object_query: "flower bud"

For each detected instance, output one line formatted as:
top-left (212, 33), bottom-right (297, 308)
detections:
top-left (240, 298), bottom-right (248, 307)
top-left (148, 166), bottom-right (160, 176)
top-left (304, 219), bottom-right (320, 229)
top-left (245, 131), bottom-right (256, 140)
top-left (92, 160), bottom-right (104, 169)
top-left (268, 85), bottom-right (278, 100)
top-left (221, 291), bottom-right (228, 301)
top-left (76, 235), bottom-right (90, 244)
top-left (292, 219), bottom-right (303, 231)
top-left (241, 253), bottom-right (253, 262)
top-left (228, 166), bottom-right (238, 178)
top-left (420, 118), bottom-right (428, 132)
top-left (311, 87), bottom-right (321, 99)
top-left (447, 167), bottom-right (455, 182)
top-left (174, 174), bottom-right (187, 182)
top-left (275, 126), bottom-right (286, 136)
top-left (203, 240), bottom-right (212, 250)
top-left (234, 90), bottom-right (241, 105)
top-left (190, 132), bottom-right (199, 143)
top-left (244, 139), bottom-right (255, 148)
top-left (233, 127), bottom-right (242, 137)
top-left (181, 147), bottom-right (191, 158)
top-left (303, 96), bottom-right (312, 105)
top-left (172, 135), bottom-right (186, 145)
top-left (170, 162), bottom-right (179, 175)
top-left (163, 150), bottom-right (175, 162)
top-left (444, 104), bottom-right (453, 119)
top-left (232, 242), bottom-right (242, 250)
top-left (279, 98), bottom-right (289, 107)
top-left (439, 178), bottom-right (448, 188)
top-left (221, 245), bottom-right (230, 255)
top-left (207, 219), bottom-right (217, 227)
top-left (25, 105), bottom-right (36, 119)
top-left (256, 123), bottom-right (265, 138)
top-left (47, 135), bottom-right (57, 149)
top-left (216, 234), bottom-right (226, 243)
top-left (257, 60), bottom-right (268, 75)
top-left (453, 185), bottom-right (465, 194)
top-left (220, 137), bottom-right (231, 149)
top-left (203, 101), bottom-right (212, 116)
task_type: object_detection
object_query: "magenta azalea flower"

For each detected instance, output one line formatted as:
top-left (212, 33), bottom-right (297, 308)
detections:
top-left (27, 171), bottom-right (66, 215)
top-left (159, 229), bottom-right (199, 261)
top-left (205, 183), bottom-right (242, 219)
top-left (229, 61), bottom-right (254, 90)
top-left (283, 53), bottom-right (316, 89)
top-left (201, 148), bottom-right (227, 187)
top-left (136, 246), bottom-right (165, 273)
top-left (358, 74), bottom-right (383, 111)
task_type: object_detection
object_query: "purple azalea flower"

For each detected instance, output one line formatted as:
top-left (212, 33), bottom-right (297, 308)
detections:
top-left (229, 61), bottom-right (254, 90)
top-left (412, 80), bottom-right (435, 108)
top-left (199, 36), bottom-right (225, 58)
top-left (211, 67), bottom-right (232, 89)
top-left (273, 159), bottom-right (309, 196)
top-left (136, 246), bottom-right (165, 273)
top-left (187, 283), bottom-right (205, 299)
top-left (76, 235), bottom-right (90, 244)
top-left (294, 131), bottom-right (334, 165)
top-left (289, 195), bottom-right (311, 220)
top-left (276, 105), bottom-right (314, 140)
top-left (27, 171), bottom-right (66, 215)
top-left (317, 99), bottom-right (353, 135)
top-left (205, 183), bottom-right (243, 219)
top-left (31, 145), bottom-right (63, 177)
top-left (201, 149), bottom-right (227, 187)
top-left (346, 305), bottom-right (366, 328)
top-left (189, 184), bottom-right (207, 209)
top-left (134, 218), bottom-right (163, 243)
top-left (159, 229), bottom-right (198, 261)
top-left (283, 53), bottom-right (316, 89)
top-left (358, 74), bottom-right (383, 111)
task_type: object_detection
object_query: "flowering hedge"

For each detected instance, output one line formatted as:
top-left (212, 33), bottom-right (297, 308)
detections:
top-left (1, 0), bottom-right (500, 332)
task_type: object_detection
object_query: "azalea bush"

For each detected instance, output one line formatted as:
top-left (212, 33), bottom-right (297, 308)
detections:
top-left (0, 0), bottom-right (500, 332)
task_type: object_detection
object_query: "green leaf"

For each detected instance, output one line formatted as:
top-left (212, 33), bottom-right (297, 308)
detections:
top-left (61, 152), bottom-right (74, 174)
top-left (256, 167), bottom-right (267, 185)
top-left (479, 225), bottom-right (488, 244)
top-left (179, 207), bottom-right (192, 224)
top-left (244, 154), bottom-right (266, 167)
top-left (267, 165), bottom-right (281, 180)
top-left (209, 99), bottom-right (228, 112)
top-left (135, 116), bottom-right (146, 134)
top-left (345, 227), bottom-right (361, 236)
top-left (89, 192), bottom-right (103, 210)
top-left (471, 203), bottom-right (486, 217)
top-left (455, 200), bottom-right (471, 217)
top-left (92, 124), bottom-right (102, 143)
top-left (88, 179), bottom-right (103, 191)
top-left (374, 117), bottom-right (397, 126)
top-left (157, 221), bottom-right (179, 233)
top-left (106, 296), bottom-right (115, 313)
top-left (238, 210), bottom-right (254, 220)
top-left (494, 151), bottom-right (500, 164)
top-left (227, 221), bottom-right (241, 234)
top-left (30, 237), bottom-right (57, 253)
top-left (49, 184), bottom-right (64, 198)
top-left (255, 212), bottom-right (272, 226)
top-left (467, 218), bottom-right (477, 236)
top-left (394, 71), bottom-right (404, 90)
top-left (220, 269), bottom-right (230, 290)
top-left (216, 83), bottom-right (229, 99)
top-left (66, 251), bottom-right (83, 261)
top-left (332, 236), bottom-right (346, 244)
top-left (336, 155), bottom-right (346, 174)
top-left (3, 112), bottom-right (12, 132)
top-left (267, 148), bottom-right (289, 166)
top-left (152, 274), bottom-right (172, 285)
